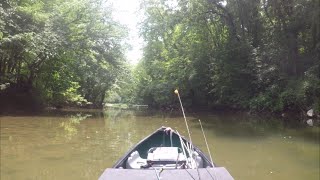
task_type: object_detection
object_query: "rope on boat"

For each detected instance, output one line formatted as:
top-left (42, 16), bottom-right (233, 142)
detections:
top-left (205, 168), bottom-right (217, 180)
top-left (162, 132), bottom-right (165, 146)
top-left (153, 168), bottom-right (160, 180)
top-left (196, 167), bottom-right (201, 180)
top-left (176, 131), bottom-right (189, 167)
top-left (170, 130), bottom-right (173, 147)
top-left (153, 167), bottom-right (162, 180)
top-left (184, 169), bottom-right (197, 180)
top-left (175, 151), bottom-right (180, 169)
top-left (177, 131), bottom-right (198, 169)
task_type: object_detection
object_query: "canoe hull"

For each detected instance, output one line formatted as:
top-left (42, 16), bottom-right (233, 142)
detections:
top-left (100, 127), bottom-right (234, 179)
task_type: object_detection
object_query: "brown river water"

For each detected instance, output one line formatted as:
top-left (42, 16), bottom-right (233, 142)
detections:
top-left (0, 109), bottom-right (319, 180)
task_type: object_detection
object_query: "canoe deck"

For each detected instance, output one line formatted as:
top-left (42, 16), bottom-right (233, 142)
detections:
top-left (99, 167), bottom-right (234, 180)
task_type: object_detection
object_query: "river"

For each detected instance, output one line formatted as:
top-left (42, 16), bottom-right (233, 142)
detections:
top-left (0, 109), bottom-right (319, 180)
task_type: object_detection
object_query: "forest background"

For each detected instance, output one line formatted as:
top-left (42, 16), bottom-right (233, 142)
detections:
top-left (0, 0), bottom-right (319, 117)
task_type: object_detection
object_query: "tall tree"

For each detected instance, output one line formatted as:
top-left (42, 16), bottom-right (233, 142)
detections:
top-left (135, 0), bottom-right (320, 113)
top-left (0, 0), bottom-right (128, 108)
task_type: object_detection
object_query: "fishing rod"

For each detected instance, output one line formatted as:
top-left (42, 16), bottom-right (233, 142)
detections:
top-left (174, 89), bottom-right (199, 170)
top-left (174, 89), bottom-right (193, 145)
top-left (199, 119), bottom-right (214, 166)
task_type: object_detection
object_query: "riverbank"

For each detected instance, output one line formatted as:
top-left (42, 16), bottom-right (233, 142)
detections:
top-left (1, 87), bottom-right (319, 126)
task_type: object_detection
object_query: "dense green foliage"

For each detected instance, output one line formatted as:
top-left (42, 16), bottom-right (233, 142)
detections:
top-left (1, 0), bottom-right (319, 114)
top-left (0, 0), bottom-right (127, 108)
top-left (130, 0), bottom-right (320, 113)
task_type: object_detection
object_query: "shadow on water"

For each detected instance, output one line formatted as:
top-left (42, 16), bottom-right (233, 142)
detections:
top-left (191, 114), bottom-right (282, 139)
top-left (188, 113), bottom-right (320, 143)
top-left (101, 109), bottom-right (320, 143)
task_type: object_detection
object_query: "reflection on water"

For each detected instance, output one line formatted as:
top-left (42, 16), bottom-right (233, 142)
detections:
top-left (59, 113), bottom-right (92, 139)
top-left (0, 109), bottom-right (319, 180)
